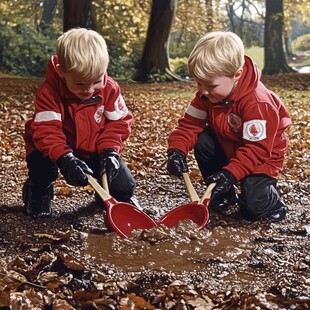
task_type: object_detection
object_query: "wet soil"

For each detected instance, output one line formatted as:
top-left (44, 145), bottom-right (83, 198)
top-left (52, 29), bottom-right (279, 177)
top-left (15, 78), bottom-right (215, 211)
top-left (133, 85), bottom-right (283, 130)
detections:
top-left (0, 77), bottom-right (309, 309)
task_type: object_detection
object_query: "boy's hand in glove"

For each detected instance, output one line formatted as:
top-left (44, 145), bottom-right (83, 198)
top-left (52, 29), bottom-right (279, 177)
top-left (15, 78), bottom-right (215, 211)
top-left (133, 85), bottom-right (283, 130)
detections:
top-left (205, 170), bottom-right (236, 199)
top-left (167, 149), bottom-right (188, 178)
top-left (57, 153), bottom-right (93, 186)
top-left (100, 148), bottom-right (120, 184)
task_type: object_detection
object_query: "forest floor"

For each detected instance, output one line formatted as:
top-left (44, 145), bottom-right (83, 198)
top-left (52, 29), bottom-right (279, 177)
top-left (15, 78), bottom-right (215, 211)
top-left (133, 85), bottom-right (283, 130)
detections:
top-left (0, 75), bottom-right (309, 309)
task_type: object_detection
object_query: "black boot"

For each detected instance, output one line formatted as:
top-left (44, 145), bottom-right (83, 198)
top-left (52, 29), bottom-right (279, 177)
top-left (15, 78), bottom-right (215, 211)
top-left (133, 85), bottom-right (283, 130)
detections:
top-left (22, 179), bottom-right (53, 217)
top-left (209, 185), bottom-right (239, 214)
top-left (265, 200), bottom-right (288, 222)
top-left (239, 198), bottom-right (288, 222)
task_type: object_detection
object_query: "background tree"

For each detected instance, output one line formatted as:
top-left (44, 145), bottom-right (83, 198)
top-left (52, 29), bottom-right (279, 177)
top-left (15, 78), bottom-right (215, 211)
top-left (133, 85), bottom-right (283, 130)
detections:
top-left (134, 0), bottom-right (180, 82)
top-left (283, 0), bottom-right (310, 64)
top-left (225, 0), bottom-right (264, 46)
top-left (0, 0), bottom-right (309, 78)
top-left (63, 0), bottom-right (95, 31)
top-left (170, 1), bottom-right (208, 54)
top-left (205, 0), bottom-right (214, 32)
top-left (94, 1), bottom-right (150, 78)
top-left (38, 0), bottom-right (58, 35)
top-left (263, 0), bottom-right (296, 74)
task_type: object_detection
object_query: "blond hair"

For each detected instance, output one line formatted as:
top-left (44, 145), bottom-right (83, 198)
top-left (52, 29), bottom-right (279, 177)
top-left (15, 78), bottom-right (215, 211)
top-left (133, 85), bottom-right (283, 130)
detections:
top-left (57, 28), bottom-right (109, 80)
top-left (188, 31), bottom-right (245, 80)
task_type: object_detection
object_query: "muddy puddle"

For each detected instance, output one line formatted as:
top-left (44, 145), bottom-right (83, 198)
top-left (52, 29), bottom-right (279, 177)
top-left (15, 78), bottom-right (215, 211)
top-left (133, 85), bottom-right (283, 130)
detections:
top-left (83, 220), bottom-right (257, 274)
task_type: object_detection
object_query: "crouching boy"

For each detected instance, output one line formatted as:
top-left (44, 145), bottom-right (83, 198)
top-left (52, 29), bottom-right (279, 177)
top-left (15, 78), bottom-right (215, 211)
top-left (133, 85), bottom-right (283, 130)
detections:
top-left (167, 31), bottom-right (291, 222)
top-left (23, 28), bottom-right (137, 217)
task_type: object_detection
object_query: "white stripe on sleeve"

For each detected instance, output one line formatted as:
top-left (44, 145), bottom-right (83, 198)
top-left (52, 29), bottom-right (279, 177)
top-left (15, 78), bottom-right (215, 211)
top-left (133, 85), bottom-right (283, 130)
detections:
top-left (104, 94), bottom-right (129, 120)
top-left (34, 111), bottom-right (62, 122)
top-left (186, 105), bottom-right (207, 120)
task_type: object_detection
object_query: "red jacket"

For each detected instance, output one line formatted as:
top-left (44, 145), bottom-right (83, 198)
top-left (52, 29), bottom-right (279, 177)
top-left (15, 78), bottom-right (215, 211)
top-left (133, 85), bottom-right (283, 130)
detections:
top-left (168, 56), bottom-right (291, 181)
top-left (24, 56), bottom-right (133, 162)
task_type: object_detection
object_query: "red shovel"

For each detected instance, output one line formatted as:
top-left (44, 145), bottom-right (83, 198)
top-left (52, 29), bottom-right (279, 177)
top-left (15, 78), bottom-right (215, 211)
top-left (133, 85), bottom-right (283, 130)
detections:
top-left (158, 173), bottom-right (215, 230)
top-left (87, 174), bottom-right (157, 238)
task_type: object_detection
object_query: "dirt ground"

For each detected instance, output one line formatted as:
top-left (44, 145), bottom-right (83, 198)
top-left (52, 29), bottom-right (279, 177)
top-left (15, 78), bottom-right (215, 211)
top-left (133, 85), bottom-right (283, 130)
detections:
top-left (0, 77), bottom-right (309, 309)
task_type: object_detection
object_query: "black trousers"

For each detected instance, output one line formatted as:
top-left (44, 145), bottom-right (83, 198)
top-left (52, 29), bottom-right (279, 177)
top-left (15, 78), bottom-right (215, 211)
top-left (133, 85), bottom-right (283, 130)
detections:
top-left (26, 150), bottom-right (136, 201)
top-left (194, 127), bottom-right (281, 219)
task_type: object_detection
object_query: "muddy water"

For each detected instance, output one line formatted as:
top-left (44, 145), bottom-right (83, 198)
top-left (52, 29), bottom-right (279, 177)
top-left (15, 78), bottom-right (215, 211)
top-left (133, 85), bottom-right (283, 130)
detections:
top-left (83, 220), bottom-right (257, 273)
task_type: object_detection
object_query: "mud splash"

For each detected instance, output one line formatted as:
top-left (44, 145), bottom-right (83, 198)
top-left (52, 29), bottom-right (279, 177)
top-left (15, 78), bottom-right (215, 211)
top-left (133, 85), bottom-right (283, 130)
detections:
top-left (83, 220), bottom-right (257, 274)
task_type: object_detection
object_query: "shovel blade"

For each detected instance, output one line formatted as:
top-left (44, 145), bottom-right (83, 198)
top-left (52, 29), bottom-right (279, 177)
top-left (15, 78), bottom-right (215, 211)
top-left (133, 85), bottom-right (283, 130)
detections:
top-left (107, 203), bottom-right (157, 238)
top-left (158, 202), bottom-right (209, 230)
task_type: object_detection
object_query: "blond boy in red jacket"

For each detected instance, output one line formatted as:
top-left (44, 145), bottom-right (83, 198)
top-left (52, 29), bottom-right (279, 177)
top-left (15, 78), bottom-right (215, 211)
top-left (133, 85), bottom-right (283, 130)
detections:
top-left (23, 28), bottom-right (137, 217)
top-left (167, 31), bottom-right (291, 222)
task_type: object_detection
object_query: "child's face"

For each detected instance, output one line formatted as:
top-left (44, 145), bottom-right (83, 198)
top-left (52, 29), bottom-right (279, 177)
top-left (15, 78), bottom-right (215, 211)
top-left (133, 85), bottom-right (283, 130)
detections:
top-left (196, 73), bottom-right (240, 104)
top-left (64, 71), bottom-right (105, 100)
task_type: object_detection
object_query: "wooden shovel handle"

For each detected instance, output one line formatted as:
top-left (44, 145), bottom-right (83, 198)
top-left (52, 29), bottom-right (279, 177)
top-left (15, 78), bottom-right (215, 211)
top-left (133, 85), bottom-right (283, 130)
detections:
top-left (199, 183), bottom-right (216, 204)
top-left (183, 172), bottom-right (200, 202)
top-left (102, 174), bottom-right (109, 193)
top-left (86, 174), bottom-right (111, 201)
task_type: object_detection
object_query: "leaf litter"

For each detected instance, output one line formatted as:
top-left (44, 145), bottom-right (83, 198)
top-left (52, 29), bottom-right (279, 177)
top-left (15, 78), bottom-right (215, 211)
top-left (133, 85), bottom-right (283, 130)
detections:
top-left (0, 75), bottom-right (309, 309)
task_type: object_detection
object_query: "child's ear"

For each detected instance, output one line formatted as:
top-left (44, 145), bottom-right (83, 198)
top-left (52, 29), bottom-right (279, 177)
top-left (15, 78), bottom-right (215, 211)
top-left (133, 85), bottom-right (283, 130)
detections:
top-left (234, 68), bottom-right (243, 80)
top-left (55, 64), bottom-right (65, 78)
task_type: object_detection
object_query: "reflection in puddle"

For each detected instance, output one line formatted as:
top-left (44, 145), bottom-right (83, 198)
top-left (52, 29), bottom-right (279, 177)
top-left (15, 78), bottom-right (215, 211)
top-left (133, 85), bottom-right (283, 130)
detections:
top-left (83, 220), bottom-right (256, 273)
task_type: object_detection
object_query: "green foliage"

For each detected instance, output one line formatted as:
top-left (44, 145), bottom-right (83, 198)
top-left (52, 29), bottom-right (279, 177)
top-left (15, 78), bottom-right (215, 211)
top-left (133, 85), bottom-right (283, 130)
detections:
top-left (109, 51), bottom-right (141, 79)
top-left (142, 72), bottom-right (179, 83)
top-left (0, 24), bottom-right (57, 77)
top-left (170, 1), bottom-right (209, 59)
top-left (170, 57), bottom-right (189, 77)
top-left (95, 0), bottom-right (150, 78)
top-left (292, 34), bottom-right (310, 52)
top-left (169, 32), bottom-right (201, 59)
top-left (0, 0), bottom-right (309, 79)
top-left (245, 46), bottom-right (264, 69)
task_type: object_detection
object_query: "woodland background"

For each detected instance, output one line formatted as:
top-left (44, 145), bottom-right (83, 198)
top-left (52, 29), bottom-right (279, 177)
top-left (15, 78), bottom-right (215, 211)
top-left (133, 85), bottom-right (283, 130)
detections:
top-left (0, 0), bottom-right (310, 81)
top-left (0, 1), bottom-right (310, 309)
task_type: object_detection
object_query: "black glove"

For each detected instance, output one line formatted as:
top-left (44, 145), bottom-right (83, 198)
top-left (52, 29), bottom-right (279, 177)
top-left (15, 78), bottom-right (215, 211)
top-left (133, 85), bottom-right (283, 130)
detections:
top-left (167, 149), bottom-right (188, 178)
top-left (205, 170), bottom-right (236, 199)
top-left (57, 153), bottom-right (93, 186)
top-left (100, 148), bottom-right (120, 184)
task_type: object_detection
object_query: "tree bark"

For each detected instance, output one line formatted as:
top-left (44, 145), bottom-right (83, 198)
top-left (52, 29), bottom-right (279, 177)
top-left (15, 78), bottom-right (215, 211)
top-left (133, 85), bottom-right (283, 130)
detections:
top-left (262, 0), bottom-right (296, 74)
top-left (226, 2), bottom-right (236, 33)
top-left (38, 0), bottom-right (57, 34)
top-left (63, 0), bottom-right (94, 32)
top-left (134, 0), bottom-right (181, 82)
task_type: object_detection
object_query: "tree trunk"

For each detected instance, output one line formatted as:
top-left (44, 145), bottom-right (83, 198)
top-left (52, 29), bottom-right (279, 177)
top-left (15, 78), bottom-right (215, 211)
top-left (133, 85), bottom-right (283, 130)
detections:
top-left (226, 2), bottom-right (236, 33)
top-left (284, 36), bottom-right (294, 58)
top-left (38, 0), bottom-right (57, 34)
top-left (63, 0), bottom-right (94, 32)
top-left (134, 0), bottom-right (181, 82)
top-left (205, 0), bottom-right (213, 32)
top-left (262, 0), bottom-right (296, 74)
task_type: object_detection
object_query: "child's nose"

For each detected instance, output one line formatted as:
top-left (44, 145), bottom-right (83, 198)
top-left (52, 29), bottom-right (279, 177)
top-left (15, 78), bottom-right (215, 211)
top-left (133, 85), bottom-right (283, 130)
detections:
top-left (85, 85), bottom-right (94, 93)
top-left (201, 88), bottom-right (209, 95)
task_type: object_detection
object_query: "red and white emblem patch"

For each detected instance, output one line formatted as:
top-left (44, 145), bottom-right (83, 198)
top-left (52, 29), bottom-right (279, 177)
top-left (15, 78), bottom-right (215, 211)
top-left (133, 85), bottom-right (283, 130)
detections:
top-left (228, 113), bottom-right (242, 132)
top-left (94, 105), bottom-right (104, 123)
top-left (243, 120), bottom-right (266, 141)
